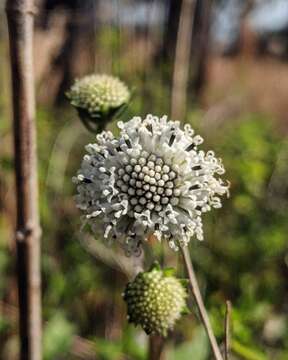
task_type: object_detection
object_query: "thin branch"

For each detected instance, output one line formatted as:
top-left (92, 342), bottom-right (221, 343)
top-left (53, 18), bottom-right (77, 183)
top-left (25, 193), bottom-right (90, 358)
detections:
top-left (6, 0), bottom-right (42, 359)
top-left (171, 0), bottom-right (197, 120)
top-left (148, 335), bottom-right (165, 360)
top-left (224, 301), bottom-right (232, 360)
top-left (181, 246), bottom-right (223, 360)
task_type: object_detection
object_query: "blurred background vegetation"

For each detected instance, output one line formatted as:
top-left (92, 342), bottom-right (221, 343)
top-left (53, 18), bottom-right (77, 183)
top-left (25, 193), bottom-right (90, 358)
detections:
top-left (1, 0), bottom-right (288, 359)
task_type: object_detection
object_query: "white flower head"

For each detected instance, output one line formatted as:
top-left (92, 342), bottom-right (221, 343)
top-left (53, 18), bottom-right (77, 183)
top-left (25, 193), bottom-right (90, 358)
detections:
top-left (73, 114), bottom-right (229, 255)
top-left (67, 74), bottom-right (130, 118)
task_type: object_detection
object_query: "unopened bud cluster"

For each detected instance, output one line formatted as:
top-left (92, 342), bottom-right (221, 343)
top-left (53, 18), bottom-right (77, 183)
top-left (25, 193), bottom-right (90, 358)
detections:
top-left (123, 266), bottom-right (187, 336)
top-left (67, 74), bottom-right (130, 118)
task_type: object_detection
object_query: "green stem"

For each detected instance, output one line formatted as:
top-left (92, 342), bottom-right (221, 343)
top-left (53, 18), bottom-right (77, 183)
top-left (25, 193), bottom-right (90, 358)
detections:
top-left (181, 246), bottom-right (223, 360)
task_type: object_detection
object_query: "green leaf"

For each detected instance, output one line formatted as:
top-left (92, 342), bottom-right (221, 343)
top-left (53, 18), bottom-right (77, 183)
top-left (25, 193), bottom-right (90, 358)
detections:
top-left (163, 267), bottom-right (177, 277)
top-left (179, 279), bottom-right (190, 288)
top-left (181, 306), bottom-right (191, 315)
top-left (149, 261), bottom-right (161, 271)
top-left (232, 339), bottom-right (269, 360)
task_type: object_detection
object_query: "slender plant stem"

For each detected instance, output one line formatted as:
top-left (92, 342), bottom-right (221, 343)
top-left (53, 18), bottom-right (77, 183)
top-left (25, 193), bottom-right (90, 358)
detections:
top-left (224, 301), bottom-right (232, 360)
top-left (171, 0), bottom-right (196, 120)
top-left (181, 246), bottom-right (223, 360)
top-left (6, 1), bottom-right (42, 359)
top-left (148, 335), bottom-right (165, 360)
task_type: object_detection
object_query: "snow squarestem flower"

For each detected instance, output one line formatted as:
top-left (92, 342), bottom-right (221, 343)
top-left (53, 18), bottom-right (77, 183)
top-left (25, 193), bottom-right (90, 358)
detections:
top-left (73, 114), bottom-right (229, 255)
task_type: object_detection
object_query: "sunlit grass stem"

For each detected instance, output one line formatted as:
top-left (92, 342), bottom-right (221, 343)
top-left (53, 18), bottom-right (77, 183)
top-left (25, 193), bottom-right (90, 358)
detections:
top-left (181, 246), bottom-right (223, 360)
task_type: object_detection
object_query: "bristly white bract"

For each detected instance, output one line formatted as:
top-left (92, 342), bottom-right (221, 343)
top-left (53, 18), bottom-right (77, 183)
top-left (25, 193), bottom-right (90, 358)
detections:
top-left (73, 114), bottom-right (229, 255)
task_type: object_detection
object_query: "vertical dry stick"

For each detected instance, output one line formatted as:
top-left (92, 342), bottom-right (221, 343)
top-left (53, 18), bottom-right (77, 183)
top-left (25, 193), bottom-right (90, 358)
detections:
top-left (6, 1), bottom-right (42, 359)
top-left (224, 301), bottom-right (232, 360)
top-left (181, 246), bottom-right (223, 360)
top-left (149, 335), bottom-right (165, 360)
top-left (171, 0), bottom-right (196, 120)
top-left (192, 0), bottom-right (213, 98)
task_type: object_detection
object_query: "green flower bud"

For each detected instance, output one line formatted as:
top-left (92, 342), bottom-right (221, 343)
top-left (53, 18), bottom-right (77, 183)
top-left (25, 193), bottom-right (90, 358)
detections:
top-left (123, 264), bottom-right (188, 336)
top-left (67, 74), bottom-right (130, 131)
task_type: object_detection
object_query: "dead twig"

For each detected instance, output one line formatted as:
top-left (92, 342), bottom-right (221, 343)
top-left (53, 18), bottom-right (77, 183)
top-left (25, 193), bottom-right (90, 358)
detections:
top-left (6, 0), bottom-right (42, 359)
top-left (171, 0), bottom-right (197, 120)
top-left (181, 246), bottom-right (223, 360)
top-left (224, 301), bottom-right (232, 360)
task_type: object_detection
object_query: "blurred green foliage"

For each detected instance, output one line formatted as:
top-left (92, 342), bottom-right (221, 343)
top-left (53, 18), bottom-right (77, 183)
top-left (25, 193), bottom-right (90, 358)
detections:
top-left (0, 22), bottom-right (288, 360)
top-left (1, 104), bottom-right (287, 359)
top-left (43, 312), bottom-right (75, 360)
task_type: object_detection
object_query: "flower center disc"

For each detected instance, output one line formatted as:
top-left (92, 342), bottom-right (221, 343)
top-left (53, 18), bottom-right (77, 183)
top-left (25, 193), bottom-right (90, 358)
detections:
top-left (115, 151), bottom-right (180, 216)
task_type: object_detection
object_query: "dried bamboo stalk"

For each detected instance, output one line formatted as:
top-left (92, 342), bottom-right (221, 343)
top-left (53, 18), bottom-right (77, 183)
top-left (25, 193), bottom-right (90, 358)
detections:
top-left (6, 0), bottom-right (42, 359)
top-left (171, 0), bottom-right (196, 120)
